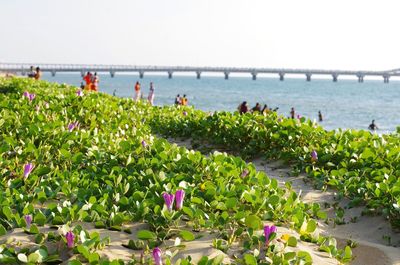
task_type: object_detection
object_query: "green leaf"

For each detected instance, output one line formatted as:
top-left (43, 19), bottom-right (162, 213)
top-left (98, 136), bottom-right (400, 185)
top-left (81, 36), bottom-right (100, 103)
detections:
top-left (27, 253), bottom-right (40, 263)
top-left (288, 236), bottom-right (297, 247)
top-left (2, 206), bottom-right (13, 220)
top-left (243, 254), bottom-right (257, 265)
top-left (17, 253), bottom-right (28, 263)
top-left (225, 197), bottom-right (237, 209)
top-left (77, 245), bottom-right (90, 259)
top-left (29, 224), bottom-right (40, 234)
top-left (245, 215), bottom-right (261, 230)
top-left (306, 220), bottom-right (317, 233)
top-left (34, 211), bottom-right (46, 226)
top-left (35, 167), bottom-right (51, 177)
top-left (137, 230), bottom-right (156, 240)
top-left (180, 230), bottom-right (195, 241)
top-left (0, 224), bottom-right (7, 236)
top-left (68, 260), bottom-right (83, 265)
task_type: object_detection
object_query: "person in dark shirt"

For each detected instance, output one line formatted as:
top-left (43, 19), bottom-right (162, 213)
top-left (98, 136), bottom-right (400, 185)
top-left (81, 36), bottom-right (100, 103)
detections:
top-left (318, 111), bottom-right (323, 122)
top-left (368, 120), bottom-right (378, 131)
top-left (290, 107), bottom-right (295, 119)
top-left (252, 103), bottom-right (261, 113)
top-left (238, 101), bottom-right (249, 114)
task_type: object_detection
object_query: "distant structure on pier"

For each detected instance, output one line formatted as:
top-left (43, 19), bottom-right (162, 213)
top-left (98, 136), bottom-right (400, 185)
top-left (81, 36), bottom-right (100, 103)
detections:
top-left (1, 63), bottom-right (399, 83)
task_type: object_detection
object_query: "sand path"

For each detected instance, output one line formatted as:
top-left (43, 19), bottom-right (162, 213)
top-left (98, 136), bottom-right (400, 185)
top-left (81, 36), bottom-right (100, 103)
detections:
top-left (168, 138), bottom-right (400, 265)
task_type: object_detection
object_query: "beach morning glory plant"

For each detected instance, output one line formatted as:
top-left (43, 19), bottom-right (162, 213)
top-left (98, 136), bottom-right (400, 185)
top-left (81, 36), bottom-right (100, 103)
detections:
top-left (152, 247), bottom-right (162, 265)
top-left (264, 225), bottom-right (277, 246)
top-left (23, 163), bottom-right (34, 179)
top-left (175, 189), bottom-right (185, 210)
top-left (65, 231), bottom-right (75, 248)
top-left (163, 193), bottom-right (175, 211)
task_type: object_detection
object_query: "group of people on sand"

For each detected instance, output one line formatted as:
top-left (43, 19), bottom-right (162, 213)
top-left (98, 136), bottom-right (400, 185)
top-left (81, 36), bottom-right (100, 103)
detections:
top-left (28, 66), bottom-right (42, 80)
top-left (175, 94), bottom-right (188, 106)
top-left (238, 101), bottom-right (278, 115)
top-left (81, 72), bottom-right (99, 92)
top-left (134, 81), bottom-right (155, 105)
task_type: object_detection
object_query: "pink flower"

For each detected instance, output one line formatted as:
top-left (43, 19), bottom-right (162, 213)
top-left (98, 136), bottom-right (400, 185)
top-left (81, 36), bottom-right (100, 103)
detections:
top-left (241, 169), bottom-right (249, 178)
top-left (183, 111), bottom-right (188, 116)
top-left (264, 225), bottom-right (277, 246)
top-left (175, 190), bottom-right (185, 210)
top-left (141, 140), bottom-right (147, 148)
top-left (76, 90), bottom-right (84, 96)
top-left (44, 102), bottom-right (49, 109)
top-left (23, 163), bottom-right (34, 179)
top-left (24, 215), bottom-right (32, 228)
top-left (163, 193), bottom-right (175, 211)
top-left (35, 105), bottom-right (40, 112)
top-left (152, 247), bottom-right (162, 265)
top-left (68, 122), bottom-right (79, 132)
top-left (28, 93), bottom-right (36, 102)
top-left (311, 150), bottom-right (318, 162)
top-left (23, 91), bottom-right (30, 98)
top-left (65, 231), bottom-right (75, 248)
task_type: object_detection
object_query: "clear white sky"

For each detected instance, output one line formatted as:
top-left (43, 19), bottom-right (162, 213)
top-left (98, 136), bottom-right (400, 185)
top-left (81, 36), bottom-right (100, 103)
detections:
top-left (1, 0), bottom-right (399, 70)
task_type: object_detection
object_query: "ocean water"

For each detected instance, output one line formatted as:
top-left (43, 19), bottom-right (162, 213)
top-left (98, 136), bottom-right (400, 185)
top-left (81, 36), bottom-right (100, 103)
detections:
top-left (41, 73), bottom-right (400, 133)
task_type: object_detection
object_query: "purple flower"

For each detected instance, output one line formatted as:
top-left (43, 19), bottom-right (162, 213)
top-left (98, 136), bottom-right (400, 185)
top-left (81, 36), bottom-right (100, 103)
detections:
top-left (163, 193), bottom-right (175, 211)
top-left (241, 169), bottom-right (249, 178)
top-left (23, 163), bottom-right (34, 179)
top-left (264, 225), bottom-right (277, 246)
top-left (76, 89), bottom-right (84, 96)
top-left (23, 91), bottom-right (30, 98)
top-left (24, 215), bottom-right (32, 228)
top-left (311, 150), bottom-right (318, 162)
top-left (152, 247), bottom-right (162, 265)
top-left (65, 231), bottom-right (75, 248)
top-left (297, 114), bottom-right (302, 119)
top-left (28, 93), bottom-right (36, 102)
top-left (141, 140), bottom-right (147, 148)
top-left (175, 190), bottom-right (185, 210)
top-left (68, 122), bottom-right (79, 132)
top-left (183, 111), bottom-right (188, 116)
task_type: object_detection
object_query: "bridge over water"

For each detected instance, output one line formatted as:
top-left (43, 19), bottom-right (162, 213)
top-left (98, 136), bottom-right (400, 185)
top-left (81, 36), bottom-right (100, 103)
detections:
top-left (1, 63), bottom-right (400, 83)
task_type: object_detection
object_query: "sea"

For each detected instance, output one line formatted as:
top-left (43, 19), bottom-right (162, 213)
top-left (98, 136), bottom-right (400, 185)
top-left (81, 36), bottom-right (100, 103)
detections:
top-left (41, 73), bottom-right (400, 133)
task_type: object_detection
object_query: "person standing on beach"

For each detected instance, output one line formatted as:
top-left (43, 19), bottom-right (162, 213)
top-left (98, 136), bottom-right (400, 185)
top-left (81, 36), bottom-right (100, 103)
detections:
top-left (175, 94), bottom-right (181, 105)
top-left (252, 103), bottom-right (261, 113)
top-left (238, 101), bottom-right (249, 114)
top-left (34, 67), bottom-right (42, 80)
top-left (147, 82), bottom-right (155, 105)
top-left (318, 111), bottom-right (323, 122)
top-left (181, 94), bottom-right (188, 106)
top-left (28, 66), bottom-right (36, 78)
top-left (134, 81), bottom-right (141, 101)
top-left (83, 72), bottom-right (92, 90)
top-left (290, 107), bottom-right (295, 119)
top-left (91, 72), bottom-right (99, 92)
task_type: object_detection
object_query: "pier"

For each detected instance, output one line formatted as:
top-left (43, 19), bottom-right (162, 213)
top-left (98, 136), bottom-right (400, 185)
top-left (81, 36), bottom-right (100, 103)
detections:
top-left (1, 63), bottom-right (399, 83)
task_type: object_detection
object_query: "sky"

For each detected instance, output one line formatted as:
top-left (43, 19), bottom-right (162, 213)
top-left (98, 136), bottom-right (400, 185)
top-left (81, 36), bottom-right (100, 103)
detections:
top-left (1, 0), bottom-right (400, 70)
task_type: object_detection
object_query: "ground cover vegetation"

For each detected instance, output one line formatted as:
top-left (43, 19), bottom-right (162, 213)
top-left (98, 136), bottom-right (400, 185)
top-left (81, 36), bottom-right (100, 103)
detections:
top-left (0, 78), bottom-right (355, 264)
top-left (150, 101), bottom-right (400, 230)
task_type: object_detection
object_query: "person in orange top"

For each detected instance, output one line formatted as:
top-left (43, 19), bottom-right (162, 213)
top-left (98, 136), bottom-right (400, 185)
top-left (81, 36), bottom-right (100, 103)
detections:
top-left (134, 81), bottom-right (141, 101)
top-left (181, 94), bottom-right (188, 106)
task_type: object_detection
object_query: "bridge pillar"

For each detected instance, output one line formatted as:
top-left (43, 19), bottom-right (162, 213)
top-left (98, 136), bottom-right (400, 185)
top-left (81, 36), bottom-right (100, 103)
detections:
top-left (279, 73), bottom-right (285, 81)
top-left (51, 70), bottom-right (56, 77)
top-left (332, 74), bottom-right (338, 82)
top-left (196, 71), bottom-right (201, 79)
top-left (139, 71), bottom-right (144, 79)
top-left (168, 71), bottom-right (173, 79)
top-left (383, 75), bottom-right (390, 83)
top-left (251, 72), bottom-right (257, 80)
top-left (357, 74), bottom-right (364, 83)
top-left (306, 73), bottom-right (312, 82)
top-left (110, 71), bottom-right (115, 78)
top-left (224, 72), bottom-right (230, 80)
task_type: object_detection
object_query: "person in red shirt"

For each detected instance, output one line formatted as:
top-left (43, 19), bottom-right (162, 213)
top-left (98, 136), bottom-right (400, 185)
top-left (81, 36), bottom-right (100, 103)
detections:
top-left (83, 72), bottom-right (92, 91)
top-left (134, 81), bottom-right (141, 101)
